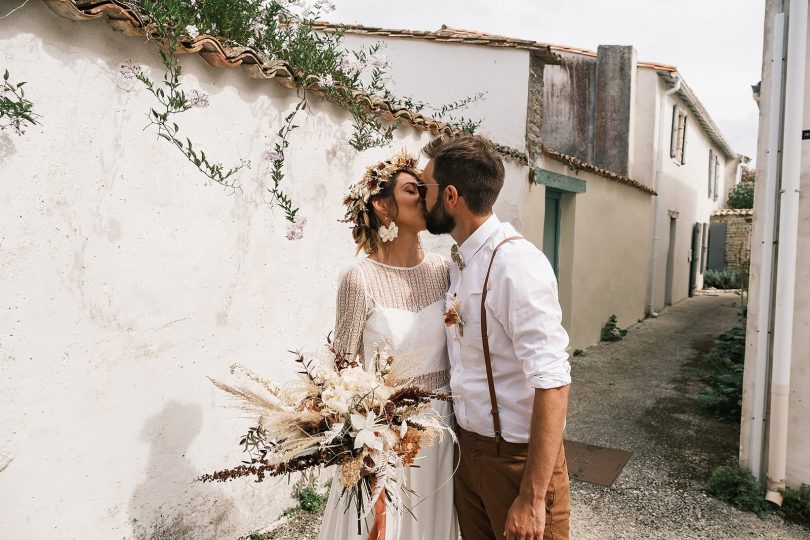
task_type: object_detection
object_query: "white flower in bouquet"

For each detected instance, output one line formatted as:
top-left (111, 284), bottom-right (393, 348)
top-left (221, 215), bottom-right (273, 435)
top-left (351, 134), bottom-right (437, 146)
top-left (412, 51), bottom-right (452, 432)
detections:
top-left (204, 341), bottom-right (455, 522)
top-left (321, 385), bottom-right (353, 414)
top-left (351, 412), bottom-right (388, 452)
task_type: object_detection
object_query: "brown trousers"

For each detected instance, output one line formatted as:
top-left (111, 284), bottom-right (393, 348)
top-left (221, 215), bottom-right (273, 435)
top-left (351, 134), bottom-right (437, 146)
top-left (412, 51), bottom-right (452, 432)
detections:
top-left (454, 428), bottom-right (571, 540)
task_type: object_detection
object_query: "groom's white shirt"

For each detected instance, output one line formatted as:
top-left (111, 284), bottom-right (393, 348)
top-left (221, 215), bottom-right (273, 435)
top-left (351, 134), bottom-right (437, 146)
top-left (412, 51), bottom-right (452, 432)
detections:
top-left (446, 214), bottom-right (571, 443)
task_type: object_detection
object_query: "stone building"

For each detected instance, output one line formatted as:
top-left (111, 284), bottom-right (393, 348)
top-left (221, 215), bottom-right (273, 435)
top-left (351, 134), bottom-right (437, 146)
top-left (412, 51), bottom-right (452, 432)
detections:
top-left (708, 208), bottom-right (754, 274)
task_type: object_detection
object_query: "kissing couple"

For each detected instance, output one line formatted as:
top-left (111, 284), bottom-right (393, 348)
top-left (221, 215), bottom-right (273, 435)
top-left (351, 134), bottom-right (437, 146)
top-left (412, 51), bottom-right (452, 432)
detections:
top-left (318, 134), bottom-right (572, 540)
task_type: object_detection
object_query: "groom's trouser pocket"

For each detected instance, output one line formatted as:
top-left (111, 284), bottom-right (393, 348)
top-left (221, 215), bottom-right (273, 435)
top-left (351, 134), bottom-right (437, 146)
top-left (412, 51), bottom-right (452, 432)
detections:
top-left (454, 428), bottom-right (570, 540)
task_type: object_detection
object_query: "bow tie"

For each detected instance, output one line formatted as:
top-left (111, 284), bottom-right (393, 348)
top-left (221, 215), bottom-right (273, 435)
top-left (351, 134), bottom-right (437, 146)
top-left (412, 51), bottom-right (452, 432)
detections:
top-left (450, 244), bottom-right (465, 270)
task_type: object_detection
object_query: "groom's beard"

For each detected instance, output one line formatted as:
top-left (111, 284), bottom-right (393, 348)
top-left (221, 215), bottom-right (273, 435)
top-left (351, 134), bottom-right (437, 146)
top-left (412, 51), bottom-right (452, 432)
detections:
top-left (425, 198), bottom-right (456, 235)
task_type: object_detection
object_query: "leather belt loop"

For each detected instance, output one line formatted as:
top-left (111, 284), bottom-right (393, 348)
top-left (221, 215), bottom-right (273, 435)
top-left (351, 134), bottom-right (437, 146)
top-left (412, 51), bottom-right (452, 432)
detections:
top-left (481, 235), bottom-right (522, 455)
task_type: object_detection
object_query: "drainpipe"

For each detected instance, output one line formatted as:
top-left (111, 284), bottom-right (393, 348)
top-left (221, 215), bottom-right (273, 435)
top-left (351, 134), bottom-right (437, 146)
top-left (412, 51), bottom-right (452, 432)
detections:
top-left (748, 10), bottom-right (786, 483)
top-left (766, 0), bottom-right (807, 506)
top-left (748, 13), bottom-right (785, 479)
top-left (647, 72), bottom-right (681, 316)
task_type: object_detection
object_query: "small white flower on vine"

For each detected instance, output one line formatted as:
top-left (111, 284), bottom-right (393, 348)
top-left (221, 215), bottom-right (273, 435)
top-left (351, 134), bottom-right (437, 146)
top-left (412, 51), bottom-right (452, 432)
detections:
top-left (378, 221), bottom-right (398, 243)
top-left (263, 150), bottom-right (283, 162)
top-left (286, 217), bottom-right (307, 241)
top-left (370, 54), bottom-right (390, 69)
top-left (185, 25), bottom-right (200, 39)
top-left (319, 73), bottom-right (334, 87)
top-left (119, 61), bottom-right (142, 80)
top-left (312, 0), bottom-right (335, 13)
top-left (187, 90), bottom-right (209, 108)
top-left (340, 56), bottom-right (362, 74)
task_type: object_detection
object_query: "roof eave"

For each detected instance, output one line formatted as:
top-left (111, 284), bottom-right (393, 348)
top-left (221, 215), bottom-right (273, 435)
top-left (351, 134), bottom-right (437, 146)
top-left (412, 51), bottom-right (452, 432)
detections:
top-left (312, 22), bottom-right (562, 65)
top-left (658, 71), bottom-right (736, 160)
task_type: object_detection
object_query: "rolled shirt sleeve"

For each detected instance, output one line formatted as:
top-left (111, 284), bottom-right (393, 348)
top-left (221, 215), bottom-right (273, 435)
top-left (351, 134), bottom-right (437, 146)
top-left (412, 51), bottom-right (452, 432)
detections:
top-left (489, 245), bottom-right (572, 389)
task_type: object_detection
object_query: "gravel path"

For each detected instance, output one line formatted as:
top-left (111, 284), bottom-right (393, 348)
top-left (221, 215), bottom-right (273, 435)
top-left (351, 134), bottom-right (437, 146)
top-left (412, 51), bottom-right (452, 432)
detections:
top-left (258, 293), bottom-right (809, 540)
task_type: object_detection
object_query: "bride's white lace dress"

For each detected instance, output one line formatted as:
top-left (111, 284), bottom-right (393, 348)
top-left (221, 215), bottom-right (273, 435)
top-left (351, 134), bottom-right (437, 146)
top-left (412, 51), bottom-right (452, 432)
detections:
top-left (318, 252), bottom-right (458, 540)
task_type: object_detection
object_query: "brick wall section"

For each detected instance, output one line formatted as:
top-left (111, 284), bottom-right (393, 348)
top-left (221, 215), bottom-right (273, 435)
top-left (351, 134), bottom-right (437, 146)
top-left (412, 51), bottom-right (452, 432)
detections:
top-left (711, 209), bottom-right (753, 272)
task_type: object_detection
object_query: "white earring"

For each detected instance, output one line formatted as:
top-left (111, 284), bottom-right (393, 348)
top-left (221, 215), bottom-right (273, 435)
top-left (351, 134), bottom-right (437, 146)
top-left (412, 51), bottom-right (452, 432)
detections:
top-left (379, 220), bottom-right (399, 242)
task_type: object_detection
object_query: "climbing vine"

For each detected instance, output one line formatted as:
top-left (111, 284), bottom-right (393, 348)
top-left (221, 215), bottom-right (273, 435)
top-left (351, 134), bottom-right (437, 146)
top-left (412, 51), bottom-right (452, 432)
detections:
top-left (0, 69), bottom-right (39, 135)
top-left (121, 0), bottom-right (481, 235)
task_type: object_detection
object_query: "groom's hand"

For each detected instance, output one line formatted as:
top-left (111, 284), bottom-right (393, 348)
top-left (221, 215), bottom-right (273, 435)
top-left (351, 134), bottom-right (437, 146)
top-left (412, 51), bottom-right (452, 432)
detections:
top-left (504, 493), bottom-right (546, 540)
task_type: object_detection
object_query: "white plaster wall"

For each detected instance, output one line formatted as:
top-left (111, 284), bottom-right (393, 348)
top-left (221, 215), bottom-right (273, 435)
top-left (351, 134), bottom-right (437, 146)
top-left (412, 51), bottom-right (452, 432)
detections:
top-left (341, 34), bottom-right (531, 152)
top-left (630, 68), bottom-right (659, 189)
top-left (742, 3), bottom-right (810, 485)
top-left (0, 7), bottom-right (531, 538)
top-left (648, 82), bottom-right (731, 310)
top-left (520, 160), bottom-right (653, 350)
top-left (784, 7), bottom-right (810, 486)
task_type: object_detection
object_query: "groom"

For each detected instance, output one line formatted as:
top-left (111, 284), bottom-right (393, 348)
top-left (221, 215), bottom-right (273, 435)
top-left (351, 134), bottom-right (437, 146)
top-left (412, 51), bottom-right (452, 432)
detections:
top-left (421, 135), bottom-right (571, 540)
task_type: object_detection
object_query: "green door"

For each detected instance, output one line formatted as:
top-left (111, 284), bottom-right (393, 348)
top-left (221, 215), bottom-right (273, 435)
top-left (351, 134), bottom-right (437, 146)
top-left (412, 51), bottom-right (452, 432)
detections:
top-left (543, 189), bottom-right (561, 277)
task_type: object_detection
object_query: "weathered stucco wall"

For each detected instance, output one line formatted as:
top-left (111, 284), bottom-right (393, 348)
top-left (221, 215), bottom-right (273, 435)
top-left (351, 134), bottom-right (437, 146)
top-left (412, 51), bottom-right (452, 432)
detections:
top-left (0, 6), bottom-right (532, 538)
top-left (522, 161), bottom-right (653, 351)
top-left (540, 52), bottom-right (597, 162)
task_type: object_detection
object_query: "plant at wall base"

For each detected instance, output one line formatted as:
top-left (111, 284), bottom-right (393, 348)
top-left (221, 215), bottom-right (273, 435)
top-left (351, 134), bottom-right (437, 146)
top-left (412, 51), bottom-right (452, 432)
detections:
top-left (704, 269), bottom-right (745, 290)
top-left (124, 0), bottom-right (482, 229)
top-left (698, 324), bottom-right (745, 418)
top-left (707, 461), bottom-right (810, 525)
top-left (0, 70), bottom-right (40, 135)
top-left (706, 458), bottom-right (771, 518)
top-left (600, 315), bottom-right (627, 342)
top-left (781, 484), bottom-right (810, 525)
top-left (727, 182), bottom-right (754, 209)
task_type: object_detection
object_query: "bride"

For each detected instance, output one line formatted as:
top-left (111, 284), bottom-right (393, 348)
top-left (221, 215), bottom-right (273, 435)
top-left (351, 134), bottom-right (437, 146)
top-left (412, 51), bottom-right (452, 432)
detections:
top-left (318, 150), bottom-right (458, 540)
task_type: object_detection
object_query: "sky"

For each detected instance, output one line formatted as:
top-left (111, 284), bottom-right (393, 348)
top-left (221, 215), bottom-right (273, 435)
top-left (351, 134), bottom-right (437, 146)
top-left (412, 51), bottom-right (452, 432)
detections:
top-left (328, 0), bottom-right (766, 161)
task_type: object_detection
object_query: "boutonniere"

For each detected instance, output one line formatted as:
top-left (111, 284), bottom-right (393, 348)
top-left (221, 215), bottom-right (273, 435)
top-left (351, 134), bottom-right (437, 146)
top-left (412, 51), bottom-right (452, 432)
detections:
top-left (444, 293), bottom-right (464, 336)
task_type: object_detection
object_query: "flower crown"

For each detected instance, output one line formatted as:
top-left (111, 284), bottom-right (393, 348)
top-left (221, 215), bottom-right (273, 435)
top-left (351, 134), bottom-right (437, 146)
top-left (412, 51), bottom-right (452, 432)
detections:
top-left (341, 150), bottom-right (420, 226)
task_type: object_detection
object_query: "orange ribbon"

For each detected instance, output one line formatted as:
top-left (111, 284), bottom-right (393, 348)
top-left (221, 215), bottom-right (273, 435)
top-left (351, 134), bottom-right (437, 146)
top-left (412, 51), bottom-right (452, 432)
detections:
top-left (368, 488), bottom-right (387, 540)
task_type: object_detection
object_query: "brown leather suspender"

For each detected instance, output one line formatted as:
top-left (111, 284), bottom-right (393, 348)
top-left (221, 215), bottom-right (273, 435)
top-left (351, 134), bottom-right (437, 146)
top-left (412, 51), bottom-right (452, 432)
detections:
top-left (480, 235), bottom-right (523, 447)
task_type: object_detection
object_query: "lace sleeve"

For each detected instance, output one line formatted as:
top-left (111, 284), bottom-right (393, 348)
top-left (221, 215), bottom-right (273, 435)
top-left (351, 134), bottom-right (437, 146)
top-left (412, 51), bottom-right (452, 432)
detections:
top-left (333, 265), bottom-right (370, 361)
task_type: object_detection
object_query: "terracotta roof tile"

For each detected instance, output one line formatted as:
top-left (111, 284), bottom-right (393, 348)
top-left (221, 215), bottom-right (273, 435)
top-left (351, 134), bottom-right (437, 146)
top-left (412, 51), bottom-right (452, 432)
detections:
top-left (540, 145), bottom-right (657, 196)
top-left (311, 22), bottom-right (562, 64)
top-left (712, 208), bottom-right (754, 216)
top-left (40, 1), bottom-right (656, 196)
top-left (42, 0), bottom-right (531, 161)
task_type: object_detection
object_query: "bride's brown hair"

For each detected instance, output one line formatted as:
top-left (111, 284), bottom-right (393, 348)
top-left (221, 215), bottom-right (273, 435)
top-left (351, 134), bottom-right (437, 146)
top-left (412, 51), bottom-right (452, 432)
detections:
top-left (353, 169), bottom-right (418, 254)
top-left (342, 151), bottom-right (420, 255)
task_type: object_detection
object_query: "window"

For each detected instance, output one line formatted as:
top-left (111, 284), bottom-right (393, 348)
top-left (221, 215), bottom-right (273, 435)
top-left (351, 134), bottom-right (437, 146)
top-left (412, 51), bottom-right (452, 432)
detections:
top-left (708, 150), bottom-right (720, 200)
top-left (670, 105), bottom-right (688, 165)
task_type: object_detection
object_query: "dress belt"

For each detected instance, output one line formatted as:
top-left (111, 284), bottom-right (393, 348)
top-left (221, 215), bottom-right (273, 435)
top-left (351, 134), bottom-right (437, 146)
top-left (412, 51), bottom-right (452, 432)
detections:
top-left (399, 368), bottom-right (451, 391)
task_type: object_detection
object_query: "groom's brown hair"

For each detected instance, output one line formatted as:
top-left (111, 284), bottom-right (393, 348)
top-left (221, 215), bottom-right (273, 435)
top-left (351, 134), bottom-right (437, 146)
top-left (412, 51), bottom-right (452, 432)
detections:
top-left (422, 135), bottom-right (504, 216)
